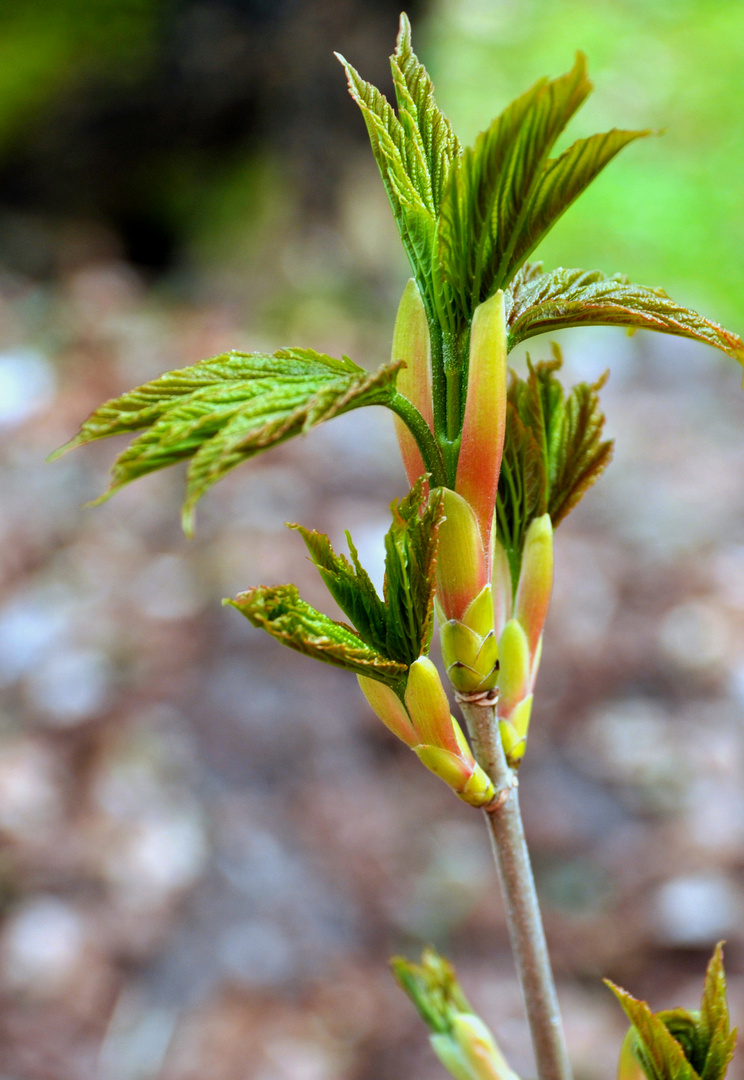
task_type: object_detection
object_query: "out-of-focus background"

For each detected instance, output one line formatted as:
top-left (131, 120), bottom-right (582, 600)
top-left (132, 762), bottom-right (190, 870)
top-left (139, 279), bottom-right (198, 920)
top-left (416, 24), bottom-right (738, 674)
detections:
top-left (1, 1), bottom-right (744, 1078)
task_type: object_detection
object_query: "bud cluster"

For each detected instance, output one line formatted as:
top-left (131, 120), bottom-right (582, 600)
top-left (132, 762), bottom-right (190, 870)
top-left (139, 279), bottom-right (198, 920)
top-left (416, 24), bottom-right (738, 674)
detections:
top-left (358, 657), bottom-right (495, 808)
top-left (493, 515), bottom-right (553, 767)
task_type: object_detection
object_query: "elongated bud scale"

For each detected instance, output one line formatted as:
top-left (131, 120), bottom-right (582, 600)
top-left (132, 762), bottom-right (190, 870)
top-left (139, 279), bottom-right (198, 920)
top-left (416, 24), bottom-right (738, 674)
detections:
top-left (617, 1029), bottom-right (645, 1080)
top-left (405, 657), bottom-right (458, 753)
top-left (514, 514), bottom-right (553, 657)
top-left (491, 534), bottom-right (513, 638)
top-left (497, 619), bottom-right (531, 716)
top-left (436, 489), bottom-right (488, 622)
top-left (462, 584), bottom-right (494, 638)
top-left (357, 675), bottom-right (418, 747)
top-left (440, 620), bottom-right (498, 694)
top-left (392, 279), bottom-right (434, 488)
top-left (499, 694), bottom-right (532, 767)
top-left (414, 746), bottom-right (496, 807)
top-left (451, 1014), bottom-right (521, 1080)
top-left (456, 291), bottom-right (507, 549)
top-left (431, 1034), bottom-right (482, 1080)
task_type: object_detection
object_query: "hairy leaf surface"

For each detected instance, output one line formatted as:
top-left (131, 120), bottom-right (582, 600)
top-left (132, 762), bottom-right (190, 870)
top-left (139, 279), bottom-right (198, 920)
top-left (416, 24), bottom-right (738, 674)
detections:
top-left (698, 945), bottom-right (737, 1080)
top-left (293, 477), bottom-right (443, 667)
top-left (337, 16), bottom-right (458, 328)
top-left (497, 347), bottom-right (612, 588)
top-left (506, 265), bottom-right (744, 362)
top-left (383, 481), bottom-right (443, 664)
top-left (52, 348), bottom-right (402, 532)
top-left (438, 54), bottom-right (592, 323)
top-left (606, 944), bottom-right (736, 1080)
top-left (226, 585), bottom-right (407, 686)
top-left (291, 526), bottom-right (389, 657)
top-left (608, 983), bottom-right (698, 1080)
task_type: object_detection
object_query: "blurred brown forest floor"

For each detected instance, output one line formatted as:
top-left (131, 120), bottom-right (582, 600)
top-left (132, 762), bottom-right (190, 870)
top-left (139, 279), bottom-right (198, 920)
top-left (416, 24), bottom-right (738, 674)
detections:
top-left (0, 247), bottom-right (743, 1080)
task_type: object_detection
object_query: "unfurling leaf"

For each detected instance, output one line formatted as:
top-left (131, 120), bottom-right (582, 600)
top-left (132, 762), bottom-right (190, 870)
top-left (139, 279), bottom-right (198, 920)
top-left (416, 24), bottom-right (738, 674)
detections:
top-left (383, 479), bottom-right (444, 663)
top-left (437, 54), bottom-right (648, 329)
top-left (336, 14), bottom-right (458, 328)
top-left (506, 265), bottom-right (744, 363)
top-left (226, 584), bottom-right (406, 687)
top-left (496, 345), bottom-right (612, 588)
top-left (607, 943), bottom-right (737, 1080)
top-left (290, 526), bottom-right (389, 659)
top-left (51, 348), bottom-right (402, 533)
top-left (392, 948), bottom-right (520, 1080)
top-left (294, 476), bottom-right (443, 667)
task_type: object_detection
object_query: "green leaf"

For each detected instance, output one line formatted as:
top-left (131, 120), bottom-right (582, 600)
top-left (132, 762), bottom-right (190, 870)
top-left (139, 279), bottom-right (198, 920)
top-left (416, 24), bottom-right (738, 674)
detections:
top-left (225, 584), bottom-right (407, 687)
top-left (336, 16), bottom-right (459, 332)
top-left (383, 479), bottom-right (444, 664)
top-left (438, 53), bottom-right (626, 325)
top-left (496, 402), bottom-right (547, 591)
top-left (607, 982), bottom-right (698, 1080)
top-left (496, 346), bottom-right (612, 588)
top-left (548, 363), bottom-right (614, 527)
top-left (290, 525), bottom-right (389, 658)
top-left (51, 348), bottom-right (402, 533)
top-left (294, 477), bottom-right (444, 667)
top-left (506, 265), bottom-right (744, 363)
top-left (507, 128), bottom-right (650, 277)
top-left (390, 13), bottom-right (461, 215)
top-left (697, 945), bottom-right (737, 1080)
top-left (606, 944), bottom-right (737, 1080)
top-left (391, 947), bottom-right (472, 1036)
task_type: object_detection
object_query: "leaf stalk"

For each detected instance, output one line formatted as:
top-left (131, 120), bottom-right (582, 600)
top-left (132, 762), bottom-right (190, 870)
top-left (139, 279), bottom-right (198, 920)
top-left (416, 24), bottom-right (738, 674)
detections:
top-left (388, 390), bottom-right (449, 487)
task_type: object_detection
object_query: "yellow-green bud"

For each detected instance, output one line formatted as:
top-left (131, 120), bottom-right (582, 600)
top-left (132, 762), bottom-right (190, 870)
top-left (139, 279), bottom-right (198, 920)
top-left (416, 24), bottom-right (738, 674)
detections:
top-left (357, 675), bottom-right (418, 747)
top-left (405, 656), bottom-right (458, 753)
top-left (436, 489), bottom-right (488, 622)
top-left (514, 514), bottom-right (553, 657)
top-left (441, 621), bottom-right (498, 693)
top-left (499, 694), bottom-right (533, 767)
top-left (617, 1028), bottom-right (646, 1080)
top-left (431, 1034), bottom-right (482, 1080)
top-left (496, 618), bottom-right (531, 715)
top-left (414, 745), bottom-right (496, 808)
top-left (452, 1014), bottom-right (521, 1080)
top-left (440, 584), bottom-right (499, 693)
top-left (392, 279), bottom-right (434, 488)
top-left (430, 1014), bottom-right (520, 1080)
top-left (491, 534), bottom-right (513, 638)
top-left (463, 584), bottom-right (495, 637)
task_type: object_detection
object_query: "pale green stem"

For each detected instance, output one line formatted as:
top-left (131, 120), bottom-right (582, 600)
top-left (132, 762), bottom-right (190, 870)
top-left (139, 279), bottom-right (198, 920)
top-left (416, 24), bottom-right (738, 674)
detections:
top-left (458, 698), bottom-right (573, 1080)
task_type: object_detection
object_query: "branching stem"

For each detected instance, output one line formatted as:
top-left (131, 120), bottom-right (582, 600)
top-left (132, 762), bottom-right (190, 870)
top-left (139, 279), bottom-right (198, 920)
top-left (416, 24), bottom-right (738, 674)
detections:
top-left (458, 698), bottom-right (573, 1080)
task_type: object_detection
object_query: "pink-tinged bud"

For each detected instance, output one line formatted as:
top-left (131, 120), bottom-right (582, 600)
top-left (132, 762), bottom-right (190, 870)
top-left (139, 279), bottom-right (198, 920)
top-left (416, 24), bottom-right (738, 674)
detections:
top-left (455, 291), bottom-right (507, 549)
top-left (514, 514), bottom-right (553, 658)
top-left (391, 279), bottom-right (434, 488)
top-left (357, 675), bottom-right (418, 747)
top-left (404, 657), bottom-right (459, 754)
top-left (436, 489), bottom-right (488, 622)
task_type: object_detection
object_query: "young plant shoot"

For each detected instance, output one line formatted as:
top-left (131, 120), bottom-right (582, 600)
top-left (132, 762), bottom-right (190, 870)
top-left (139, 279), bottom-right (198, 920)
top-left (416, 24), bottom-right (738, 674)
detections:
top-left (53, 14), bottom-right (743, 1080)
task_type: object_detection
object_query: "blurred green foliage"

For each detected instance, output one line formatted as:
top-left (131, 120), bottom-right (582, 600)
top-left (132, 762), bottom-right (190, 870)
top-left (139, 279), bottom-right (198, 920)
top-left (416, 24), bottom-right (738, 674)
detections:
top-left (0, 0), bottom-right (157, 148)
top-left (425, 0), bottom-right (744, 328)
